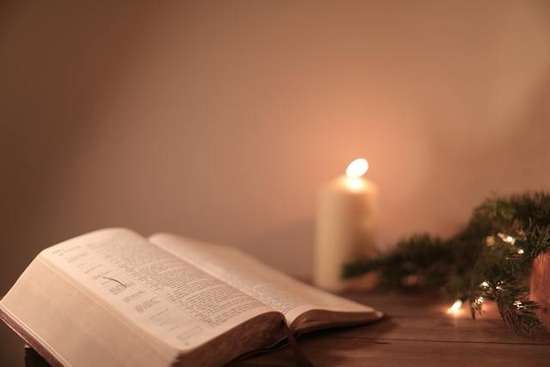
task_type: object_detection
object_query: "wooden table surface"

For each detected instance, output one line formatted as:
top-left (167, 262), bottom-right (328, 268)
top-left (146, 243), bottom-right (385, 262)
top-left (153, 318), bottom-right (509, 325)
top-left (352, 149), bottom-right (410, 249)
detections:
top-left (22, 292), bottom-right (550, 367)
top-left (232, 291), bottom-right (550, 367)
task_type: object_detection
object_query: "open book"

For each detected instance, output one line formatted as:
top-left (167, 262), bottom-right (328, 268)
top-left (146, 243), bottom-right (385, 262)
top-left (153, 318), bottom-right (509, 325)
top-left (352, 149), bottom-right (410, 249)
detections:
top-left (0, 228), bottom-right (382, 367)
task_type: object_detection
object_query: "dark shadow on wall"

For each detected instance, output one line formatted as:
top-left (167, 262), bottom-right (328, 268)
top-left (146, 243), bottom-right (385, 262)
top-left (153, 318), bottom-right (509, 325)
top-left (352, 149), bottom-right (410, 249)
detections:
top-left (0, 2), bottom-right (181, 366)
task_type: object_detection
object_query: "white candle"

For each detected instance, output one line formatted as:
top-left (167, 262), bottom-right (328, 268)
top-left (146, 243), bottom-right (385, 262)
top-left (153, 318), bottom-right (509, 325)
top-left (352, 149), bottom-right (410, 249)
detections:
top-left (314, 158), bottom-right (378, 291)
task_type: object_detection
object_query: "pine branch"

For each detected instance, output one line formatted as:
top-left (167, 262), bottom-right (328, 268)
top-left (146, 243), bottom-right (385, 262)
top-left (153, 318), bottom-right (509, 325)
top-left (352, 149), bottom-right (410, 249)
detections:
top-left (343, 192), bottom-right (550, 336)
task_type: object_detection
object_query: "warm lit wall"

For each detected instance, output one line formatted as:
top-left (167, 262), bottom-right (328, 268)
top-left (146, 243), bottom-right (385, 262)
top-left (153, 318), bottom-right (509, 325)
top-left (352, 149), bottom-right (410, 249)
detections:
top-left (1, 0), bottom-right (550, 363)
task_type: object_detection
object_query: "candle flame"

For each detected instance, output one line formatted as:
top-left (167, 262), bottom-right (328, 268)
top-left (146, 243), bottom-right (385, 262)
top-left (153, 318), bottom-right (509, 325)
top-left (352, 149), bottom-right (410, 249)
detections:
top-left (447, 299), bottom-right (463, 315)
top-left (346, 158), bottom-right (369, 178)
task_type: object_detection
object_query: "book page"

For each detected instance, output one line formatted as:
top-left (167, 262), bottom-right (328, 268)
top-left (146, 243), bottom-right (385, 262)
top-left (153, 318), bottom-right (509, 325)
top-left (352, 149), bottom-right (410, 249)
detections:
top-left (39, 229), bottom-right (274, 351)
top-left (149, 233), bottom-right (382, 327)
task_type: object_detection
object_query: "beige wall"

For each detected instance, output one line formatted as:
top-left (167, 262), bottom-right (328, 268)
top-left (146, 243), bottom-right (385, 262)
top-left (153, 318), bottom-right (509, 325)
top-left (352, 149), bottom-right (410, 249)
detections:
top-left (1, 1), bottom-right (550, 363)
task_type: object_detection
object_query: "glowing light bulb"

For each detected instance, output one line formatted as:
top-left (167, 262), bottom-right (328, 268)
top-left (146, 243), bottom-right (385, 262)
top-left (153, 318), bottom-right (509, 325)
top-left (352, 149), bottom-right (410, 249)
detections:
top-left (517, 248), bottom-right (524, 255)
top-left (346, 158), bottom-right (369, 178)
top-left (474, 296), bottom-right (485, 305)
top-left (447, 300), bottom-right (463, 315)
top-left (480, 281), bottom-right (489, 289)
top-left (497, 233), bottom-right (516, 245)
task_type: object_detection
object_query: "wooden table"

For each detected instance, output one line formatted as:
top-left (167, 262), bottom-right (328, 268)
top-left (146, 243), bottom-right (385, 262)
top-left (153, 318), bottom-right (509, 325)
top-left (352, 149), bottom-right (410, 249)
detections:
top-left (23, 292), bottom-right (550, 367)
top-left (232, 292), bottom-right (550, 367)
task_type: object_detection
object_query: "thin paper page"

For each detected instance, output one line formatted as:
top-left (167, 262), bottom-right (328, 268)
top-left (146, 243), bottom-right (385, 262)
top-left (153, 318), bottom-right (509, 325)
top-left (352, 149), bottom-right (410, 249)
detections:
top-left (149, 233), bottom-right (380, 324)
top-left (40, 229), bottom-right (272, 350)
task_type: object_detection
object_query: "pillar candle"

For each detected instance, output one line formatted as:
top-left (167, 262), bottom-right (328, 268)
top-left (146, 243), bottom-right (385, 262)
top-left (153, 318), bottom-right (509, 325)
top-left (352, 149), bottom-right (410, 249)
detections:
top-left (314, 158), bottom-right (378, 291)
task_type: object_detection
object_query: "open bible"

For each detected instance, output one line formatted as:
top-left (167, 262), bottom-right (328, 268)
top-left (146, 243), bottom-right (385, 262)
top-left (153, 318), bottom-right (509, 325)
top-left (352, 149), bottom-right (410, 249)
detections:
top-left (0, 228), bottom-right (382, 367)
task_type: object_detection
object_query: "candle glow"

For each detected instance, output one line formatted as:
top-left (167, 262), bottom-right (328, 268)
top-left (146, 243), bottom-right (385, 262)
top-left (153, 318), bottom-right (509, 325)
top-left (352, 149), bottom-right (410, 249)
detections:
top-left (346, 158), bottom-right (369, 178)
top-left (345, 158), bottom-right (369, 191)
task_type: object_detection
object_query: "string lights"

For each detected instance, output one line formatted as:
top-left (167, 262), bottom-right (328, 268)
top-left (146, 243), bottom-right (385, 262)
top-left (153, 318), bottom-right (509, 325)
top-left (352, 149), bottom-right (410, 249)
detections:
top-left (344, 192), bottom-right (550, 335)
top-left (447, 300), bottom-right (463, 315)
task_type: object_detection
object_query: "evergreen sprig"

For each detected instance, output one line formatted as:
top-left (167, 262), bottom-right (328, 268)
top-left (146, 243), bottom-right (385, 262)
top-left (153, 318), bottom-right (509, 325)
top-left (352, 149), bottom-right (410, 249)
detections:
top-left (343, 192), bottom-right (550, 335)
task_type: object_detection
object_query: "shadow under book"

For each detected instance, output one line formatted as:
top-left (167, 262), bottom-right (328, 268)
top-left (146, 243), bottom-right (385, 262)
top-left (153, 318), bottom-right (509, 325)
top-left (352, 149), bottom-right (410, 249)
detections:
top-left (0, 228), bottom-right (382, 367)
